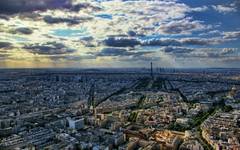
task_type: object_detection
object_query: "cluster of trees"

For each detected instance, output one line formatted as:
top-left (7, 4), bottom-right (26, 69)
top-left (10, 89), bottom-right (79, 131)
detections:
top-left (168, 122), bottom-right (189, 132)
top-left (135, 78), bottom-right (150, 89)
top-left (128, 112), bottom-right (138, 122)
top-left (168, 98), bottom-right (234, 132)
top-left (216, 99), bottom-right (233, 112)
top-left (192, 108), bottom-right (215, 127)
top-left (152, 78), bottom-right (165, 89)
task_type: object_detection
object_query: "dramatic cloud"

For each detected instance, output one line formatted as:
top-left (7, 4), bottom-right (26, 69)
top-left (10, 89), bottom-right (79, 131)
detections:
top-left (223, 31), bottom-right (240, 39)
top-left (0, 42), bottom-right (12, 49)
top-left (141, 38), bottom-right (181, 47)
top-left (49, 55), bottom-right (95, 61)
top-left (0, 0), bottom-right (72, 14)
top-left (104, 36), bottom-right (226, 47)
top-left (157, 18), bottom-right (209, 34)
top-left (191, 6), bottom-right (208, 12)
top-left (70, 3), bottom-right (102, 12)
top-left (43, 15), bottom-right (79, 25)
top-left (142, 38), bottom-right (222, 46)
top-left (15, 27), bottom-right (33, 35)
top-left (95, 47), bottom-right (152, 57)
top-left (220, 48), bottom-right (239, 55)
top-left (96, 48), bottom-right (129, 56)
top-left (178, 48), bottom-right (240, 59)
top-left (0, 0), bottom-right (239, 68)
top-left (180, 38), bottom-right (224, 45)
top-left (0, 54), bottom-right (9, 60)
top-left (0, 15), bottom-right (9, 20)
top-left (103, 37), bottom-right (141, 47)
top-left (23, 42), bottom-right (76, 55)
top-left (0, 42), bottom-right (12, 60)
top-left (200, 30), bottom-right (221, 36)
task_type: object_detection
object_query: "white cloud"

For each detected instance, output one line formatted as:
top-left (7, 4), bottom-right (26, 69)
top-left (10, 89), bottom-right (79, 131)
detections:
top-left (191, 6), bottom-right (208, 12)
top-left (223, 31), bottom-right (240, 39)
top-left (157, 17), bottom-right (211, 35)
top-left (212, 5), bottom-right (237, 14)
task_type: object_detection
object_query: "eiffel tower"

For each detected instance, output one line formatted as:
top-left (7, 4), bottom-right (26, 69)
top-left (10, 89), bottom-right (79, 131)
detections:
top-left (88, 83), bottom-right (95, 109)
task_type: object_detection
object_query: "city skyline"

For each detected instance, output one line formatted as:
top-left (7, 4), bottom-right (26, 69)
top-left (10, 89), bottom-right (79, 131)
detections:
top-left (0, 0), bottom-right (240, 68)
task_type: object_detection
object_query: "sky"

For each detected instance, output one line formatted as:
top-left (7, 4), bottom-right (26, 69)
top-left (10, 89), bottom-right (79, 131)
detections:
top-left (0, 0), bottom-right (240, 68)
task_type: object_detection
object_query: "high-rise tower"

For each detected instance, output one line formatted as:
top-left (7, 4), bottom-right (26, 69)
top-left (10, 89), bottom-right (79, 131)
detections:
top-left (151, 62), bottom-right (153, 79)
top-left (88, 83), bottom-right (95, 108)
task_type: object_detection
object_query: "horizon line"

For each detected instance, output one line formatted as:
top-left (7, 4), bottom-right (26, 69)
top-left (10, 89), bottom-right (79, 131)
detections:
top-left (0, 67), bottom-right (240, 70)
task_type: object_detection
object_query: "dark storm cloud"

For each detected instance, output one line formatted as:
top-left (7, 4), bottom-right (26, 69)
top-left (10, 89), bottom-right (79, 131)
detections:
top-left (43, 15), bottom-right (79, 25)
top-left (0, 0), bottom-right (101, 15)
top-left (0, 0), bottom-right (72, 14)
top-left (103, 37), bottom-right (137, 47)
top-left (97, 48), bottom-right (130, 56)
top-left (127, 31), bottom-right (137, 37)
top-left (0, 42), bottom-right (12, 49)
top-left (15, 27), bottom-right (33, 35)
top-left (80, 36), bottom-right (94, 43)
top-left (103, 36), bottom-right (225, 47)
top-left (141, 38), bottom-right (181, 46)
top-left (18, 13), bottom-right (41, 20)
top-left (23, 42), bottom-right (76, 55)
top-left (43, 15), bottom-right (92, 25)
top-left (95, 47), bottom-right (152, 57)
top-left (79, 36), bottom-right (96, 47)
top-left (70, 3), bottom-right (102, 12)
top-left (126, 30), bottom-right (145, 37)
top-left (103, 37), bottom-right (141, 47)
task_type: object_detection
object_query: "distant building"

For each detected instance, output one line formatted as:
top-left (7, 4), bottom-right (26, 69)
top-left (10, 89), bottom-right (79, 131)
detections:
top-left (227, 85), bottom-right (237, 99)
top-left (67, 118), bottom-right (84, 130)
top-left (151, 130), bottom-right (184, 150)
top-left (179, 139), bottom-right (204, 150)
top-left (176, 118), bottom-right (191, 126)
